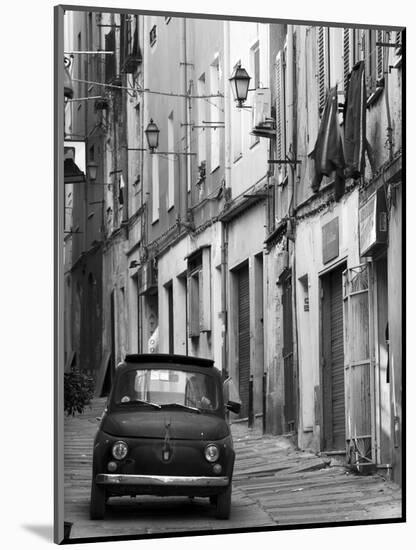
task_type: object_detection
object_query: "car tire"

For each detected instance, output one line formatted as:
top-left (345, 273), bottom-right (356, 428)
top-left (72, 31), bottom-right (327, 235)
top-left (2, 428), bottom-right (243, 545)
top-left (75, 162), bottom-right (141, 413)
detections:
top-left (90, 482), bottom-right (106, 520)
top-left (215, 484), bottom-right (231, 519)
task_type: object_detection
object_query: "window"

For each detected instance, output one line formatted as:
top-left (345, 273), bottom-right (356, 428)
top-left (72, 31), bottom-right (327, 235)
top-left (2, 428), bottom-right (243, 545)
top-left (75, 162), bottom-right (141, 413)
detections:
top-left (104, 29), bottom-right (117, 83)
top-left (209, 57), bottom-right (221, 172)
top-left (168, 111), bottom-right (175, 210)
top-left (187, 247), bottom-right (211, 337)
top-left (152, 153), bottom-right (159, 222)
top-left (149, 25), bottom-right (157, 46)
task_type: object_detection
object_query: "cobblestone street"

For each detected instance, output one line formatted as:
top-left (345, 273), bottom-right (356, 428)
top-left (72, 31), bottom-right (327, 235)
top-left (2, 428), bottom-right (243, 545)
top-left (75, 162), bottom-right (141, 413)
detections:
top-left (64, 399), bottom-right (402, 540)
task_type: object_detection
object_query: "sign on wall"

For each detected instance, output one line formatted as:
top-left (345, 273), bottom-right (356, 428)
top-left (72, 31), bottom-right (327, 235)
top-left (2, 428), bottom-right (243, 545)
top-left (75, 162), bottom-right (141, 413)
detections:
top-left (322, 217), bottom-right (339, 264)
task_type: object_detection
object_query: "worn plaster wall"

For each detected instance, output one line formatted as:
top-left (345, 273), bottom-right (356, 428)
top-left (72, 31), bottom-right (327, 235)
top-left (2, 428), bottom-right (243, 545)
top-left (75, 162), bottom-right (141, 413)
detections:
top-left (295, 189), bottom-right (360, 452)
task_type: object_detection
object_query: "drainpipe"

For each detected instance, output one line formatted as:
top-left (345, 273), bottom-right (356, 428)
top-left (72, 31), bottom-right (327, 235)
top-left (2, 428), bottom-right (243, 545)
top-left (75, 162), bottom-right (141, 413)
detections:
top-left (221, 20), bottom-right (231, 377)
top-left (181, 18), bottom-right (189, 220)
top-left (287, 24), bottom-right (300, 439)
top-left (287, 24), bottom-right (295, 219)
top-left (383, 36), bottom-right (394, 163)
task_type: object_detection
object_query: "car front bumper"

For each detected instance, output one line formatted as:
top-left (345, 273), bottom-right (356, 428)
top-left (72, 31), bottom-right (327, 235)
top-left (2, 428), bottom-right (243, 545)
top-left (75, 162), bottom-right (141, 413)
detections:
top-left (96, 474), bottom-right (229, 487)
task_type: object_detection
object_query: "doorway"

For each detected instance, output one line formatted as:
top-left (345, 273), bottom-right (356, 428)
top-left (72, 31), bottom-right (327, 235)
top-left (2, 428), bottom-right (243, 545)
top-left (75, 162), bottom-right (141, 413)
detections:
top-left (321, 263), bottom-right (346, 451)
top-left (237, 263), bottom-right (250, 418)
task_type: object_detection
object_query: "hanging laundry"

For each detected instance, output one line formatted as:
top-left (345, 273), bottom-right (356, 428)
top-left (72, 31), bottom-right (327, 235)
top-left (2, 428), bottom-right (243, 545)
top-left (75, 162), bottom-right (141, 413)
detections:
top-left (344, 61), bottom-right (367, 179)
top-left (310, 85), bottom-right (345, 200)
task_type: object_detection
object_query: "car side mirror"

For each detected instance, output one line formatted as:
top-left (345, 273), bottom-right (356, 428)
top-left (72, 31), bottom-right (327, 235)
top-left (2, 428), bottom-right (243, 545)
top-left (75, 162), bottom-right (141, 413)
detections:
top-left (223, 376), bottom-right (242, 415)
top-left (226, 400), bottom-right (241, 414)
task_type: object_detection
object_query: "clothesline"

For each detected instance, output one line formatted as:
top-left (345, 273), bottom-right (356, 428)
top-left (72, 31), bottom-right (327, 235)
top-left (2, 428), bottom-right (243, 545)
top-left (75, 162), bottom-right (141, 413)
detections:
top-left (71, 77), bottom-right (224, 100)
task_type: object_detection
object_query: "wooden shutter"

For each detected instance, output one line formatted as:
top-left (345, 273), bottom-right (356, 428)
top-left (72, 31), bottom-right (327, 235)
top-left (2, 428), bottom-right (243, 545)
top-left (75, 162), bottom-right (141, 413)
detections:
top-left (275, 50), bottom-right (286, 181)
top-left (376, 30), bottom-right (384, 82)
top-left (343, 264), bottom-right (375, 464)
top-left (343, 28), bottom-right (350, 93)
top-left (318, 26), bottom-right (329, 113)
top-left (395, 30), bottom-right (402, 56)
top-left (188, 272), bottom-right (200, 337)
top-left (238, 265), bottom-right (250, 418)
top-left (199, 247), bottom-right (211, 332)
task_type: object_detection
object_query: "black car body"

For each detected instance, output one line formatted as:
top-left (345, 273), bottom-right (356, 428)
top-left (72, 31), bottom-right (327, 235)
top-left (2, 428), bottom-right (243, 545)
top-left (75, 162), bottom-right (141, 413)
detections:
top-left (90, 353), bottom-right (240, 520)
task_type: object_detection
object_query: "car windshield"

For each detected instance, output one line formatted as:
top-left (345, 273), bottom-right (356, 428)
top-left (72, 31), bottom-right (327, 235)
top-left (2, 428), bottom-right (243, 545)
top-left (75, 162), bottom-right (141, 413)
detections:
top-left (113, 368), bottom-right (219, 411)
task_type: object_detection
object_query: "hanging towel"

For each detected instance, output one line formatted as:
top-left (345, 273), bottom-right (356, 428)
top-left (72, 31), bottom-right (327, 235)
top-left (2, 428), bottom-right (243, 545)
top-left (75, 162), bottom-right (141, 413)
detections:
top-left (344, 61), bottom-right (367, 179)
top-left (310, 85), bottom-right (345, 200)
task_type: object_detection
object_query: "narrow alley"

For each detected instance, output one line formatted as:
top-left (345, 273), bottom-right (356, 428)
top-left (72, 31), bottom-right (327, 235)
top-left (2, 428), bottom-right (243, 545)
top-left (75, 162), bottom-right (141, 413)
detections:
top-left (63, 400), bottom-right (401, 540)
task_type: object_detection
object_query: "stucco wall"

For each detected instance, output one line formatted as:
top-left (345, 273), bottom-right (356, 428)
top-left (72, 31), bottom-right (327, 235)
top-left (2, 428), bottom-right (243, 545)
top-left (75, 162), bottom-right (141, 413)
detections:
top-left (295, 189), bottom-right (360, 451)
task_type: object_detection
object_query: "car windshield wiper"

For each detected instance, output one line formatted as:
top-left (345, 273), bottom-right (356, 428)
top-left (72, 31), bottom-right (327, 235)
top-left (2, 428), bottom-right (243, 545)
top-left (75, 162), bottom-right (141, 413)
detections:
top-left (126, 399), bottom-right (162, 409)
top-left (160, 403), bottom-right (201, 413)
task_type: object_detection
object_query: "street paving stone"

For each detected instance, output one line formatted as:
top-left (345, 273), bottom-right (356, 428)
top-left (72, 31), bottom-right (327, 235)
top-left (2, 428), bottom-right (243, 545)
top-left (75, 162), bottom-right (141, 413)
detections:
top-left (63, 398), bottom-right (402, 540)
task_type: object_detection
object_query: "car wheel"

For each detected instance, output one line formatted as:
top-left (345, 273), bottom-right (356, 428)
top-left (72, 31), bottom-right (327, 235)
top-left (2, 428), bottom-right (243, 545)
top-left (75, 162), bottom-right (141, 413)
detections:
top-left (90, 482), bottom-right (106, 520)
top-left (215, 484), bottom-right (231, 519)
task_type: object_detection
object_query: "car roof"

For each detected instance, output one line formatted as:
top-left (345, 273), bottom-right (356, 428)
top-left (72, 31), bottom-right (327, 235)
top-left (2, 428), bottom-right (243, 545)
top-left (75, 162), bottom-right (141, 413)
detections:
top-left (123, 353), bottom-right (215, 369)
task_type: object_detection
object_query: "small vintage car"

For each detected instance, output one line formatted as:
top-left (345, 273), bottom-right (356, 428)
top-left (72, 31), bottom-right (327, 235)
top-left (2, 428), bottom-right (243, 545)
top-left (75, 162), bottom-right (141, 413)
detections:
top-left (90, 353), bottom-right (241, 520)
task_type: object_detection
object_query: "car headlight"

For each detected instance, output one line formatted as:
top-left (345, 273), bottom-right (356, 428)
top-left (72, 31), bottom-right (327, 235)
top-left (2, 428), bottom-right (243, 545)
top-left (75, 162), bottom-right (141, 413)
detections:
top-left (204, 443), bottom-right (219, 462)
top-left (112, 440), bottom-right (128, 460)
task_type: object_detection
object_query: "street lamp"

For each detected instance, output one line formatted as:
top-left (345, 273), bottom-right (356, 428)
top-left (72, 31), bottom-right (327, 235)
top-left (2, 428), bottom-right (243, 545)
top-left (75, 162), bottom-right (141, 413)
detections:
top-left (87, 161), bottom-right (98, 182)
top-left (229, 63), bottom-right (251, 108)
top-left (145, 119), bottom-right (160, 152)
top-left (143, 118), bottom-right (196, 156)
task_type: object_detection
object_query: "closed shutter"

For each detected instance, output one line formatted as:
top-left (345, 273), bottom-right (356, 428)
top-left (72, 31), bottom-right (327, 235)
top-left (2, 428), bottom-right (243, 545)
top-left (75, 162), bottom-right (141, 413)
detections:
top-left (343, 264), bottom-right (374, 464)
top-left (343, 28), bottom-right (352, 94)
top-left (275, 50), bottom-right (286, 182)
top-left (238, 266), bottom-right (250, 418)
top-left (318, 26), bottom-right (329, 113)
top-left (395, 30), bottom-right (402, 56)
top-left (376, 30), bottom-right (384, 81)
top-left (330, 269), bottom-right (345, 449)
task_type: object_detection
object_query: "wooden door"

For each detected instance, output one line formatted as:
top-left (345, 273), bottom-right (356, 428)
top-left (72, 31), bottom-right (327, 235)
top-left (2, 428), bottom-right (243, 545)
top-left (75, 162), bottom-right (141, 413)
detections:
top-left (283, 275), bottom-right (296, 432)
top-left (237, 265), bottom-right (250, 418)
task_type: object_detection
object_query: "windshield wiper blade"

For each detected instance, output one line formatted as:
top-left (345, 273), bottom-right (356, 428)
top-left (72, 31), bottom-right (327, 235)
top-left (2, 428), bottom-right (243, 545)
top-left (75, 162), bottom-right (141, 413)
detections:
top-left (130, 399), bottom-right (162, 409)
top-left (160, 403), bottom-right (201, 413)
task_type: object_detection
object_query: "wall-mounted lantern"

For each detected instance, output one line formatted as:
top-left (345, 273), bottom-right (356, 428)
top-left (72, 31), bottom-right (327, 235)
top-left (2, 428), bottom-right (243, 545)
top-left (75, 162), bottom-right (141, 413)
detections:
top-left (145, 119), bottom-right (160, 152)
top-left (87, 161), bottom-right (98, 182)
top-left (229, 63), bottom-right (251, 108)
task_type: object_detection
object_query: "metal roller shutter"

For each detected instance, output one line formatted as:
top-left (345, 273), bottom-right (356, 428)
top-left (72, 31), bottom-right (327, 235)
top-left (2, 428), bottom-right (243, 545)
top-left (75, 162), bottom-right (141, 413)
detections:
top-left (238, 266), bottom-right (250, 418)
top-left (329, 268), bottom-right (346, 449)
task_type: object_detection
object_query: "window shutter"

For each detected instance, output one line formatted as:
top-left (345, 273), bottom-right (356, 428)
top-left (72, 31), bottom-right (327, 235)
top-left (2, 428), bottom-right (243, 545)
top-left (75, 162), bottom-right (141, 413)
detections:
top-left (376, 30), bottom-right (384, 82)
top-left (188, 273), bottom-right (200, 337)
top-left (395, 30), bottom-right (402, 56)
top-left (199, 247), bottom-right (211, 332)
top-left (318, 27), bottom-right (329, 113)
top-left (275, 50), bottom-right (286, 181)
top-left (343, 28), bottom-right (352, 94)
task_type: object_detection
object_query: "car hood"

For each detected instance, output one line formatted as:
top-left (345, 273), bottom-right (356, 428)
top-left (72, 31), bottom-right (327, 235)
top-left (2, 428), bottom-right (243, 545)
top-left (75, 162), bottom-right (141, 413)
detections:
top-left (101, 409), bottom-right (230, 440)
